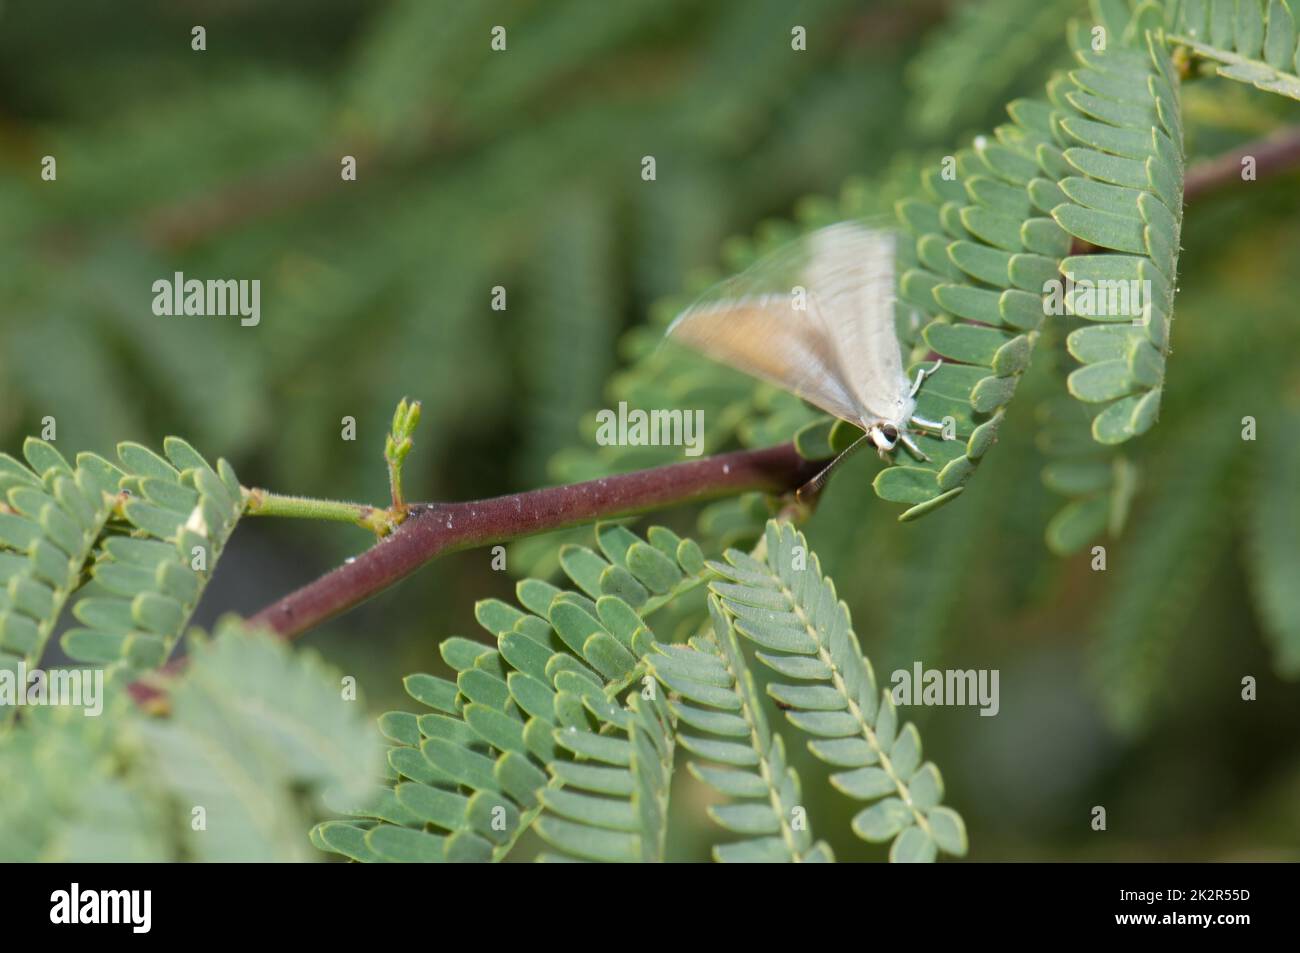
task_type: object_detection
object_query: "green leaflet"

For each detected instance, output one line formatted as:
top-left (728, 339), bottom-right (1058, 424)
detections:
top-left (1174, 0), bottom-right (1300, 100)
top-left (704, 521), bottom-right (968, 862)
top-left (316, 521), bottom-right (706, 863)
top-left (0, 439), bottom-right (118, 716)
top-left (648, 597), bottom-right (834, 863)
top-left (62, 438), bottom-right (245, 672)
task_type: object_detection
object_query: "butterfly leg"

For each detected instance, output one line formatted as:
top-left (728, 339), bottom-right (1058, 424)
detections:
top-left (909, 414), bottom-right (948, 433)
top-left (897, 430), bottom-right (931, 462)
top-left (908, 358), bottom-right (944, 397)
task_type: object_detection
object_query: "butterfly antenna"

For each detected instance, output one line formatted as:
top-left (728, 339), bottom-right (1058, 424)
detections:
top-left (796, 431), bottom-right (872, 502)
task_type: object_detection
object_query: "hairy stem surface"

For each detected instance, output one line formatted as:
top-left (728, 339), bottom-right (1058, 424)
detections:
top-left (248, 443), bottom-right (820, 639)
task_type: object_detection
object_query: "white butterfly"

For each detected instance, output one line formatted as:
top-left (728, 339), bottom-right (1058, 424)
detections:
top-left (666, 221), bottom-right (944, 493)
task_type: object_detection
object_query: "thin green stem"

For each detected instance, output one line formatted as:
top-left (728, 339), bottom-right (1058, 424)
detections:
top-left (387, 461), bottom-right (404, 512)
top-left (243, 488), bottom-right (397, 536)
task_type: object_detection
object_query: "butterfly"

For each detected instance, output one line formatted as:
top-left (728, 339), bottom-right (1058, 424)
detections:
top-left (665, 221), bottom-right (945, 497)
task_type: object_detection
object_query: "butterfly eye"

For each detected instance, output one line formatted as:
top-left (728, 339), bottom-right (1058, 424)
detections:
top-left (879, 424), bottom-right (899, 446)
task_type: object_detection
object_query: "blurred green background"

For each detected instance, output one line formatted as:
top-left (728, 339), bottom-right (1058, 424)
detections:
top-left (2, 0), bottom-right (1299, 860)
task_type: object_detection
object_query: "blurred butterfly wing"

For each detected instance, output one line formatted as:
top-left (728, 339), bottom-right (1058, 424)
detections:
top-left (802, 223), bottom-right (914, 425)
top-left (666, 226), bottom-right (874, 424)
top-left (667, 295), bottom-right (864, 424)
top-left (667, 221), bottom-right (914, 428)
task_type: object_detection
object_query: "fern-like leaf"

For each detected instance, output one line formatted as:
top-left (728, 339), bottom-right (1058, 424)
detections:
top-left (883, 95), bottom-right (1068, 518)
top-left (648, 595), bottom-right (834, 862)
top-left (882, 1), bottom-right (1184, 540)
top-left (62, 438), bottom-right (244, 671)
top-left (313, 521), bottom-right (707, 862)
top-left (1038, 370), bottom-right (1141, 554)
top-left (707, 520), bottom-right (967, 861)
top-left (1174, 0), bottom-right (1300, 100)
top-left (534, 690), bottom-right (674, 862)
top-left (0, 439), bottom-right (118, 703)
top-left (1050, 19), bottom-right (1184, 444)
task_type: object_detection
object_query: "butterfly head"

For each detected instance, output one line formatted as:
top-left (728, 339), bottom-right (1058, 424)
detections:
top-left (865, 418), bottom-right (931, 463)
top-left (868, 423), bottom-right (900, 454)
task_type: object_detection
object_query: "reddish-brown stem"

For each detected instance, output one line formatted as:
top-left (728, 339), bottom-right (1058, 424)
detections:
top-left (246, 443), bottom-right (820, 640)
top-left (1183, 124), bottom-right (1300, 202)
top-left (132, 123), bottom-right (1300, 692)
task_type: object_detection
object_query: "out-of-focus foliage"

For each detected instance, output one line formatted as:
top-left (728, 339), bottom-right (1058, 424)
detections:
top-left (907, 0), bottom-right (1085, 135)
top-left (0, 623), bottom-right (380, 861)
top-left (1, 0), bottom-right (903, 503)
top-left (2, 0), bottom-right (1300, 861)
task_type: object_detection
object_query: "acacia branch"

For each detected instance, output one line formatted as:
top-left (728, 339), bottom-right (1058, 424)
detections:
top-left (1183, 124), bottom-right (1300, 201)
top-left (246, 443), bottom-right (820, 640)
top-left (239, 125), bottom-right (1300, 644)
